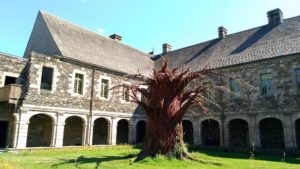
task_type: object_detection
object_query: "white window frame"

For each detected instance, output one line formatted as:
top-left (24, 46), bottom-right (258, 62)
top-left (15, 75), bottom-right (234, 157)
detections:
top-left (121, 81), bottom-right (131, 103)
top-left (99, 76), bottom-right (111, 100)
top-left (74, 73), bottom-right (84, 95)
top-left (70, 70), bottom-right (87, 97)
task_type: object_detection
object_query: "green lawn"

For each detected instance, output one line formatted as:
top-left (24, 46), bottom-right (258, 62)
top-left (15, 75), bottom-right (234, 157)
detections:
top-left (0, 145), bottom-right (299, 169)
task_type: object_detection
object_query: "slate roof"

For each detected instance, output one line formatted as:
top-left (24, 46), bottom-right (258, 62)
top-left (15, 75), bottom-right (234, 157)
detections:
top-left (25, 11), bottom-right (154, 74)
top-left (155, 15), bottom-right (300, 71)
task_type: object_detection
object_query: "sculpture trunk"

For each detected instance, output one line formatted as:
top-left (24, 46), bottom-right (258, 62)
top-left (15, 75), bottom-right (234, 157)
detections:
top-left (137, 116), bottom-right (188, 160)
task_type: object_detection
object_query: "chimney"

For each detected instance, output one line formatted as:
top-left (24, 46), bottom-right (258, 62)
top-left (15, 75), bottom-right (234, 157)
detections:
top-left (162, 43), bottom-right (172, 54)
top-left (109, 33), bottom-right (122, 42)
top-left (218, 26), bottom-right (227, 38)
top-left (267, 8), bottom-right (283, 26)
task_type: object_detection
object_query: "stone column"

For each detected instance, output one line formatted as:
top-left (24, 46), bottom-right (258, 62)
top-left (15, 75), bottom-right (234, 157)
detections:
top-left (224, 124), bottom-right (229, 148)
top-left (193, 118), bottom-right (201, 145)
top-left (88, 124), bottom-right (94, 146)
top-left (110, 118), bottom-right (118, 145)
top-left (219, 120), bottom-right (224, 147)
top-left (107, 124), bottom-right (112, 145)
top-left (54, 112), bottom-right (65, 147)
top-left (82, 124), bottom-right (88, 146)
top-left (12, 119), bottom-right (20, 148)
top-left (15, 120), bottom-right (29, 149)
top-left (248, 116), bottom-right (259, 148)
top-left (283, 115), bottom-right (296, 149)
top-left (15, 110), bottom-right (30, 149)
top-left (51, 122), bottom-right (56, 147)
top-left (129, 124), bottom-right (137, 144)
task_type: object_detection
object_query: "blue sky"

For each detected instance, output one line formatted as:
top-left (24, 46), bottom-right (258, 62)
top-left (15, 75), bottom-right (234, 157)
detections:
top-left (0, 0), bottom-right (300, 57)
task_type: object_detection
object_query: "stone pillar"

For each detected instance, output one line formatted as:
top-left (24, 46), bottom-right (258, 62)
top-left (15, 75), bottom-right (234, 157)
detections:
top-left (248, 116), bottom-right (259, 148)
top-left (224, 124), bottom-right (229, 148)
top-left (85, 116), bottom-right (93, 146)
top-left (129, 124), bottom-right (137, 144)
top-left (51, 122), bottom-right (56, 147)
top-left (88, 124), bottom-right (94, 146)
top-left (15, 121), bottom-right (29, 149)
top-left (219, 121), bottom-right (224, 147)
top-left (283, 115), bottom-right (296, 149)
top-left (54, 112), bottom-right (65, 147)
top-left (193, 118), bottom-right (201, 145)
top-left (15, 110), bottom-right (29, 149)
top-left (12, 120), bottom-right (20, 148)
top-left (110, 118), bottom-right (118, 145)
top-left (82, 124), bottom-right (88, 146)
top-left (107, 124), bottom-right (112, 145)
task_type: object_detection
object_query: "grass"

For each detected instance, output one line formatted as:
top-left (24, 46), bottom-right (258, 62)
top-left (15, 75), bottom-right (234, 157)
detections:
top-left (0, 145), bottom-right (299, 169)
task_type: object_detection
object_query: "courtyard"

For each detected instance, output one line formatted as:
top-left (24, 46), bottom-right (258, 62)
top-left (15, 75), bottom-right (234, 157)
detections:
top-left (0, 145), bottom-right (299, 169)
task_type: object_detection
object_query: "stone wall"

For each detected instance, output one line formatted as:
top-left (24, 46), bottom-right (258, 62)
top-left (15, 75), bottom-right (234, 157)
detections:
top-left (22, 52), bottom-right (139, 114)
top-left (0, 53), bottom-right (27, 87)
top-left (187, 54), bottom-right (300, 116)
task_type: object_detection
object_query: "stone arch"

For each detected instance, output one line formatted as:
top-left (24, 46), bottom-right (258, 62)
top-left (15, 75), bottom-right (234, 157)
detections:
top-left (63, 116), bottom-right (84, 146)
top-left (229, 119), bottom-right (249, 148)
top-left (259, 118), bottom-right (284, 149)
top-left (136, 120), bottom-right (146, 143)
top-left (201, 119), bottom-right (220, 146)
top-left (116, 119), bottom-right (129, 144)
top-left (93, 118), bottom-right (109, 145)
top-left (26, 114), bottom-right (53, 147)
top-left (182, 120), bottom-right (194, 145)
top-left (295, 118), bottom-right (300, 149)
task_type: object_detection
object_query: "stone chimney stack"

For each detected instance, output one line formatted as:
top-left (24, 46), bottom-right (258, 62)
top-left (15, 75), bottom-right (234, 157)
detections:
top-left (267, 8), bottom-right (283, 26)
top-left (162, 43), bottom-right (172, 54)
top-left (109, 34), bottom-right (122, 42)
top-left (218, 26), bottom-right (227, 38)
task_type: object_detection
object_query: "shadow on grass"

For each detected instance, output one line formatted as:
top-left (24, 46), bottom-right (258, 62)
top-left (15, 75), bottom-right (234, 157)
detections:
top-left (51, 154), bottom-right (135, 169)
top-left (188, 146), bottom-right (300, 165)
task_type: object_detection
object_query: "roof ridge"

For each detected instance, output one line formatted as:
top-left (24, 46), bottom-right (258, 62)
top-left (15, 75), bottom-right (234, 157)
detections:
top-left (39, 10), bottom-right (152, 59)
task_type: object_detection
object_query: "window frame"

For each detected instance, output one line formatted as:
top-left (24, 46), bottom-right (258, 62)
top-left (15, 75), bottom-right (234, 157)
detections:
top-left (40, 66), bottom-right (54, 91)
top-left (99, 76), bottom-right (111, 100)
top-left (74, 73), bottom-right (84, 95)
top-left (260, 73), bottom-right (273, 96)
top-left (229, 78), bottom-right (241, 95)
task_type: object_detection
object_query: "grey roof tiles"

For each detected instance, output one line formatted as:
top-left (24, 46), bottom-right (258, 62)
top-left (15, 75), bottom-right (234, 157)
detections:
top-left (155, 15), bottom-right (300, 71)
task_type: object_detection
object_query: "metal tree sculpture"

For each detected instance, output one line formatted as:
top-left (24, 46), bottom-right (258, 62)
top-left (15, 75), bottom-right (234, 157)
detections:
top-left (119, 59), bottom-right (214, 161)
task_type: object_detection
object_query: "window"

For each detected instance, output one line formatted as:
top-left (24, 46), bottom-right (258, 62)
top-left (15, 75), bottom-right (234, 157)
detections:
top-left (4, 76), bottom-right (17, 86)
top-left (229, 78), bottom-right (241, 95)
top-left (40, 67), bottom-right (54, 90)
top-left (122, 87), bottom-right (130, 102)
top-left (203, 82), bottom-right (213, 100)
top-left (296, 68), bottom-right (300, 93)
top-left (74, 73), bottom-right (84, 94)
top-left (100, 79), bottom-right (109, 99)
top-left (260, 73), bottom-right (273, 96)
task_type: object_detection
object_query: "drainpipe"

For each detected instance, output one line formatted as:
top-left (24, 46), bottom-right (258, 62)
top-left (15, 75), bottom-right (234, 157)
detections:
top-left (86, 67), bottom-right (95, 146)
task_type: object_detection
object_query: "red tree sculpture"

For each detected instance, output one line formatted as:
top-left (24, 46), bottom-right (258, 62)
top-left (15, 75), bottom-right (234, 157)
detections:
top-left (119, 59), bottom-right (214, 160)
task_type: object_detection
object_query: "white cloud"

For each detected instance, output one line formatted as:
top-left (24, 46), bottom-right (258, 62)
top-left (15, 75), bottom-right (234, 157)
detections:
top-left (96, 28), bottom-right (105, 34)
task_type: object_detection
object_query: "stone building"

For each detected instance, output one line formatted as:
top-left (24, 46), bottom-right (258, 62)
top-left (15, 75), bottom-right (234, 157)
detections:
top-left (0, 8), bottom-right (299, 150)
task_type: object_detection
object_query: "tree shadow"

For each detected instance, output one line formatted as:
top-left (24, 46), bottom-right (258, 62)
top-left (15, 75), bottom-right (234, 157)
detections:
top-left (51, 154), bottom-right (135, 169)
top-left (188, 146), bottom-right (300, 165)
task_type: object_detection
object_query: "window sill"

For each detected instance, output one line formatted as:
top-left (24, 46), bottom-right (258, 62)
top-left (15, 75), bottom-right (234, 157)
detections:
top-left (99, 97), bottom-right (110, 101)
top-left (71, 93), bottom-right (84, 97)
